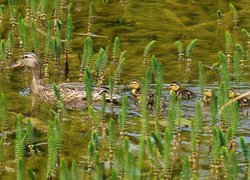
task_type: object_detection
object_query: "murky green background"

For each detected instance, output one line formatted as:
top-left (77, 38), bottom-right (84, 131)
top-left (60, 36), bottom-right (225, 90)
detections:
top-left (0, 0), bottom-right (249, 179)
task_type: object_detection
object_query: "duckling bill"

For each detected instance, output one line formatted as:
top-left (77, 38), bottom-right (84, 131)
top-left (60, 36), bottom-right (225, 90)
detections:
top-left (168, 81), bottom-right (196, 100)
top-left (11, 53), bottom-right (121, 110)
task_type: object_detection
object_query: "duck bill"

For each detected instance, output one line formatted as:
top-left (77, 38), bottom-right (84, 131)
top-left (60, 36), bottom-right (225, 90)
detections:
top-left (9, 61), bottom-right (21, 68)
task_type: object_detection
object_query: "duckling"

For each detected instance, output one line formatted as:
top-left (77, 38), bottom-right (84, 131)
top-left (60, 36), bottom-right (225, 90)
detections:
top-left (168, 81), bottom-right (196, 100)
top-left (10, 53), bottom-right (121, 110)
top-left (202, 89), bottom-right (212, 105)
top-left (129, 80), bottom-right (165, 110)
top-left (229, 89), bottom-right (250, 107)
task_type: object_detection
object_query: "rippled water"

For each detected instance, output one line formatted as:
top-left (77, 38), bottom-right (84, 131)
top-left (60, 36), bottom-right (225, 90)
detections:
top-left (0, 0), bottom-right (249, 179)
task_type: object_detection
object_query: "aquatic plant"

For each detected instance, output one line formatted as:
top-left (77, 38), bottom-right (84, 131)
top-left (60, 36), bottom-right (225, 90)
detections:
top-left (118, 95), bottom-right (128, 138)
top-left (88, 0), bottom-right (94, 33)
top-left (8, 0), bottom-right (16, 30)
top-left (233, 50), bottom-right (240, 86)
top-left (186, 39), bottom-right (198, 59)
top-left (31, 22), bottom-right (38, 53)
top-left (80, 36), bottom-right (93, 80)
top-left (108, 118), bottom-right (116, 167)
top-left (181, 155), bottom-right (191, 180)
top-left (15, 114), bottom-right (27, 160)
top-left (239, 136), bottom-right (248, 161)
top-left (88, 105), bottom-right (99, 129)
top-left (38, 0), bottom-right (47, 27)
top-left (28, 169), bottom-right (36, 180)
top-left (112, 36), bottom-right (120, 62)
top-left (26, 119), bottom-right (35, 154)
top-left (84, 67), bottom-right (93, 105)
top-left (52, 83), bottom-right (65, 117)
top-left (60, 158), bottom-right (69, 180)
top-left (218, 51), bottom-right (230, 87)
top-left (16, 159), bottom-right (24, 180)
top-left (65, 11), bottom-right (74, 79)
top-left (143, 40), bottom-right (156, 64)
top-left (47, 118), bottom-right (62, 178)
top-left (18, 18), bottom-right (28, 53)
top-left (175, 40), bottom-right (184, 61)
top-left (53, 22), bottom-right (62, 75)
top-left (225, 31), bottom-right (233, 62)
top-left (0, 137), bottom-right (3, 162)
top-left (6, 31), bottom-right (14, 59)
top-left (198, 61), bottom-right (205, 94)
top-left (210, 88), bottom-right (217, 126)
top-left (0, 40), bottom-right (5, 63)
top-left (95, 48), bottom-right (107, 85)
top-left (0, 93), bottom-right (8, 143)
top-left (71, 160), bottom-right (78, 180)
top-left (164, 128), bottom-right (173, 178)
top-left (114, 50), bottom-right (126, 84)
top-left (0, 4), bottom-right (4, 39)
top-left (229, 3), bottom-right (238, 28)
top-left (44, 21), bottom-right (52, 78)
top-left (235, 43), bottom-right (247, 65)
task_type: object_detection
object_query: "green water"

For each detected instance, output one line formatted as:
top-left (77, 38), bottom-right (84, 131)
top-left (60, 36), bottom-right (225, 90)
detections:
top-left (0, 0), bottom-right (250, 179)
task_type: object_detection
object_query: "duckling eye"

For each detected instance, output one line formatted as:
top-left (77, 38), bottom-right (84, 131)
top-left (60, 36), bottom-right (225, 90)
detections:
top-left (24, 55), bottom-right (28, 58)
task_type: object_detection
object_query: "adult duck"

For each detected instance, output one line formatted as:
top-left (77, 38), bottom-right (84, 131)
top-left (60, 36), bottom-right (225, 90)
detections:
top-left (10, 53), bottom-right (120, 110)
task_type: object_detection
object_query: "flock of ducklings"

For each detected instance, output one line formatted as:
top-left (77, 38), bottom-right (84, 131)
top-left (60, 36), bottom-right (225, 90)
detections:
top-left (129, 80), bottom-right (250, 110)
top-left (10, 53), bottom-right (250, 110)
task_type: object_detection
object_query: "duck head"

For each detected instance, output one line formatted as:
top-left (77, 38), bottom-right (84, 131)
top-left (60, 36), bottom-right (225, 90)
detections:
top-left (10, 53), bottom-right (40, 69)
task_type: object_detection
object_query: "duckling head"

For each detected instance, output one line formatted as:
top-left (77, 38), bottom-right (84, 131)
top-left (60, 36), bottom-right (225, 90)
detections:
top-left (203, 89), bottom-right (212, 97)
top-left (228, 89), bottom-right (240, 99)
top-left (10, 53), bottom-right (40, 69)
top-left (169, 81), bottom-right (181, 92)
top-left (129, 80), bottom-right (140, 90)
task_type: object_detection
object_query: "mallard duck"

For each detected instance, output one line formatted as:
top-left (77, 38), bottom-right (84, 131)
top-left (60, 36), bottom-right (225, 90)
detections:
top-left (129, 80), bottom-right (165, 110)
top-left (168, 81), bottom-right (196, 100)
top-left (229, 89), bottom-right (250, 107)
top-left (10, 53), bottom-right (121, 110)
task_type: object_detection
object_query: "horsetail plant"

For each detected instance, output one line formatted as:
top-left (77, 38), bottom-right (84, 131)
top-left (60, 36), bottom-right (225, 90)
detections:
top-left (26, 119), bottom-right (35, 154)
top-left (6, 31), bottom-right (14, 59)
top-left (239, 136), bottom-right (248, 162)
top-left (147, 137), bottom-right (159, 179)
top-left (80, 36), bottom-right (93, 80)
top-left (8, 0), bottom-right (16, 30)
top-left (225, 31), bottom-right (233, 62)
top-left (53, 24), bottom-right (62, 75)
top-left (71, 160), bottom-right (78, 180)
top-left (118, 95), bottom-right (128, 138)
top-left (88, 0), bottom-right (94, 34)
top-left (186, 39), bottom-right (198, 60)
top-left (18, 18), bottom-right (28, 53)
top-left (210, 88), bottom-right (217, 126)
top-left (31, 21), bottom-right (38, 53)
top-left (52, 83), bottom-right (65, 118)
top-left (164, 128), bottom-right (173, 179)
top-left (60, 158), bottom-right (69, 180)
top-left (229, 3), bottom-right (238, 29)
top-left (38, 0), bottom-right (47, 27)
top-left (143, 40), bottom-right (156, 64)
top-left (87, 140), bottom-right (95, 175)
top-left (0, 93), bottom-right (8, 145)
top-left (0, 137), bottom-right (3, 162)
top-left (28, 169), bottom-right (36, 180)
top-left (198, 61), bottom-right (205, 94)
top-left (84, 67), bottom-right (93, 105)
top-left (235, 43), bottom-right (247, 65)
top-left (108, 118), bottom-right (116, 168)
top-left (114, 50), bottom-right (126, 85)
top-left (112, 36), bottom-right (120, 62)
top-left (15, 114), bottom-right (27, 160)
top-left (95, 47), bottom-right (107, 85)
top-left (182, 155), bottom-right (192, 180)
top-left (218, 51), bottom-right (230, 87)
top-left (233, 50), bottom-right (240, 86)
top-left (175, 40), bottom-right (184, 61)
top-left (88, 105), bottom-right (99, 130)
top-left (16, 159), bottom-right (24, 180)
top-left (44, 21), bottom-right (52, 78)
top-left (216, 10), bottom-right (222, 37)
top-left (65, 11), bottom-right (74, 79)
top-left (0, 4), bottom-right (4, 39)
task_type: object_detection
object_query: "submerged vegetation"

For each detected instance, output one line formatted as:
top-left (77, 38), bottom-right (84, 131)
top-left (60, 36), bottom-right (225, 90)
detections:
top-left (0, 0), bottom-right (249, 179)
